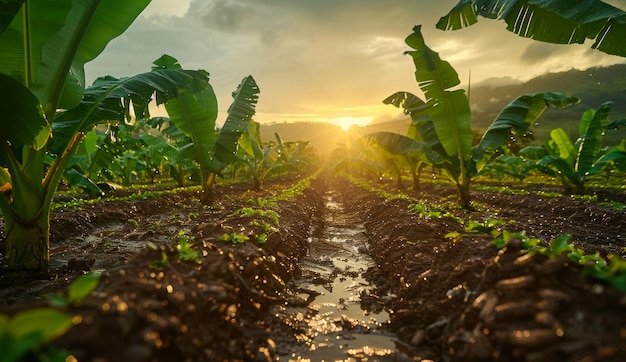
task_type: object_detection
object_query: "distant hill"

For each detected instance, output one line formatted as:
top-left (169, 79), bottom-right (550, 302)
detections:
top-left (259, 118), bottom-right (412, 156)
top-left (259, 63), bottom-right (626, 155)
top-left (470, 63), bottom-right (626, 143)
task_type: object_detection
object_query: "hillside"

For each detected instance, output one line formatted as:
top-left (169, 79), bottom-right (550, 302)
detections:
top-left (470, 63), bottom-right (626, 142)
top-left (259, 63), bottom-right (626, 155)
top-left (259, 118), bottom-right (412, 156)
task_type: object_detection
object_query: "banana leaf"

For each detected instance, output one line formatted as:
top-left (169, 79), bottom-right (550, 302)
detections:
top-left (537, 154), bottom-right (579, 185)
top-left (404, 25), bottom-right (472, 159)
top-left (164, 84), bottom-right (219, 171)
top-left (437, 0), bottom-right (626, 57)
top-left (51, 69), bottom-right (209, 156)
top-left (238, 121), bottom-right (265, 161)
top-left (473, 92), bottom-right (580, 163)
top-left (0, 0), bottom-right (151, 112)
top-left (575, 102), bottom-right (612, 175)
top-left (550, 128), bottom-right (576, 164)
top-left (363, 132), bottom-right (424, 154)
top-left (213, 75), bottom-right (260, 171)
top-left (0, 74), bottom-right (50, 150)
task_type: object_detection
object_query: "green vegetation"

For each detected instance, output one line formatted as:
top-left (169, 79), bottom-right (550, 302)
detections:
top-left (518, 102), bottom-right (626, 193)
top-left (446, 218), bottom-right (626, 292)
top-left (0, 308), bottom-right (73, 362)
top-left (438, 0), bottom-right (626, 57)
top-left (231, 207), bottom-right (279, 226)
top-left (176, 231), bottom-right (200, 263)
top-left (150, 251), bottom-right (169, 270)
top-left (0, 1), bottom-right (208, 277)
top-left (157, 54), bottom-right (260, 204)
top-left (346, 26), bottom-right (578, 207)
top-left (47, 272), bottom-right (102, 308)
top-left (219, 233), bottom-right (250, 244)
top-left (1, 273), bottom-right (100, 361)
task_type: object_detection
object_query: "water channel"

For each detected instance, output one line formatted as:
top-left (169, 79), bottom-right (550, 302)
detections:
top-left (272, 192), bottom-right (402, 361)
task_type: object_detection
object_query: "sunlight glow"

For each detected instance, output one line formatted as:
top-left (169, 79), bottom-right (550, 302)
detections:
top-left (333, 116), bottom-right (373, 131)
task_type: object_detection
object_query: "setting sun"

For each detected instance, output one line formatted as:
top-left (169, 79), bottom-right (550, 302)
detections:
top-left (333, 116), bottom-right (374, 131)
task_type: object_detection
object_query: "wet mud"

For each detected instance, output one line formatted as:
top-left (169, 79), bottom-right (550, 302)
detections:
top-left (0, 174), bottom-right (625, 361)
top-left (270, 191), bottom-right (397, 360)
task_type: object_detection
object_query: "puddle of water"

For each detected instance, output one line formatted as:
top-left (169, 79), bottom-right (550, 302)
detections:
top-left (274, 194), bottom-right (398, 361)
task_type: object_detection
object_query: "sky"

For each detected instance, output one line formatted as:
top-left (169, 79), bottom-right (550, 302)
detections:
top-left (85, 0), bottom-right (626, 130)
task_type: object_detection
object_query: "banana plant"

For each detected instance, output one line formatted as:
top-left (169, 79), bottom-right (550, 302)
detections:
top-left (274, 133), bottom-right (314, 177)
top-left (0, 0), bottom-right (210, 277)
top-left (386, 26), bottom-right (579, 207)
top-left (362, 131), bottom-right (429, 190)
top-left (438, 0), bottom-right (626, 57)
top-left (139, 118), bottom-right (200, 187)
top-left (236, 121), bottom-right (280, 190)
top-left (156, 55), bottom-right (260, 204)
top-left (333, 137), bottom-right (392, 183)
top-left (519, 102), bottom-right (626, 193)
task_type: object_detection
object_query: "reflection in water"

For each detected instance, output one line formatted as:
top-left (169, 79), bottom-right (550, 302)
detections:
top-left (274, 193), bottom-right (398, 361)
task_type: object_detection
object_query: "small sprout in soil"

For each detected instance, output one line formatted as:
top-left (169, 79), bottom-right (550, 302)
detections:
top-left (219, 233), bottom-right (249, 244)
top-left (231, 207), bottom-right (279, 226)
top-left (256, 233), bottom-right (268, 244)
top-left (445, 218), bottom-right (510, 243)
top-left (598, 200), bottom-right (626, 211)
top-left (176, 231), bottom-right (200, 263)
top-left (2, 274), bottom-right (102, 361)
top-left (187, 212), bottom-right (198, 221)
top-left (248, 197), bottom-right (278, 208)
top-left (127, 219), bottom-right (139, 228)
top-left (148, 221), bottom-right (160, 230)
top-left (151, 251), bottom-right (169, 270)
top-left (408, 203), bottom-right (463, 224)
top-left (252, 220), bottom-right (276, 234)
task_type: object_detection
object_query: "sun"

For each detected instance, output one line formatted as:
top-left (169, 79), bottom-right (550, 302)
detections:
top-left (333, 116), bottom-right (373, 131)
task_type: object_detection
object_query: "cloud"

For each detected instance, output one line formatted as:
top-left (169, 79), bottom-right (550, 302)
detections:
top-left (85, 0), bottom-right (626, 127)
top-left (520, 42), bottom-right (562, 65)
top-left (196, 0), bottom-right (256, 33)
top-left (141, 0), bottom-right (192, 18)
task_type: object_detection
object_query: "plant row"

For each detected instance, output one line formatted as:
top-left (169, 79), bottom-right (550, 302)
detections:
top-left (350, 176), bottom-right (626, 293)
top-left (333, 26), bottom-right (626, 208)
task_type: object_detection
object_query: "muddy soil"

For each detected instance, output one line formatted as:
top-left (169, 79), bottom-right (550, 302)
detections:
top-left (0, 174), bottom-right (625, 361)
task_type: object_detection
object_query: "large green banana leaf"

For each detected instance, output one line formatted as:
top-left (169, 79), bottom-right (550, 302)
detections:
top-left (0, 0), bottom-right (24, 34)
top-left (0, 73), bottom-right (50, 150)
top-left (437, 0), bottom-right (626, 57)
top-left (213, 75), bottom-right (260, 171)
top-left (51, 69), bottom-right (209, 156)
top-left (0, 0), bottom-right (151, 112)
top-left (164, 84), bottom-right (219, 172)
top-left (404, 25), bottom-right (472, 159)
top-left (238, 121), bottom-right (265, 161)
top-left (550, 128), bottom-right (576, 164)
top-left (140, 134), bottom-right (183, 163)
top-left (593, 147), bottom-right (626, 173)
top-left (363, 131), bottom-right (425, 155)
top-left (383, 91), bottom-right (448, 164)
top-left (473, 92), bottom-right (579, 164)
top-left (536, 154), bottom-right (579, 185)
top-left (383, 92), bottom-right (429, 121)
top-left (575, 102), bottom-right (611, 175)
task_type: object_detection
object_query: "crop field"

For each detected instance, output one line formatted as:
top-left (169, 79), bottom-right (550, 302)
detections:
top-left (2, 1), bottom-right (626, 361)
top-left (1, 172), bottom-right (625, 361)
